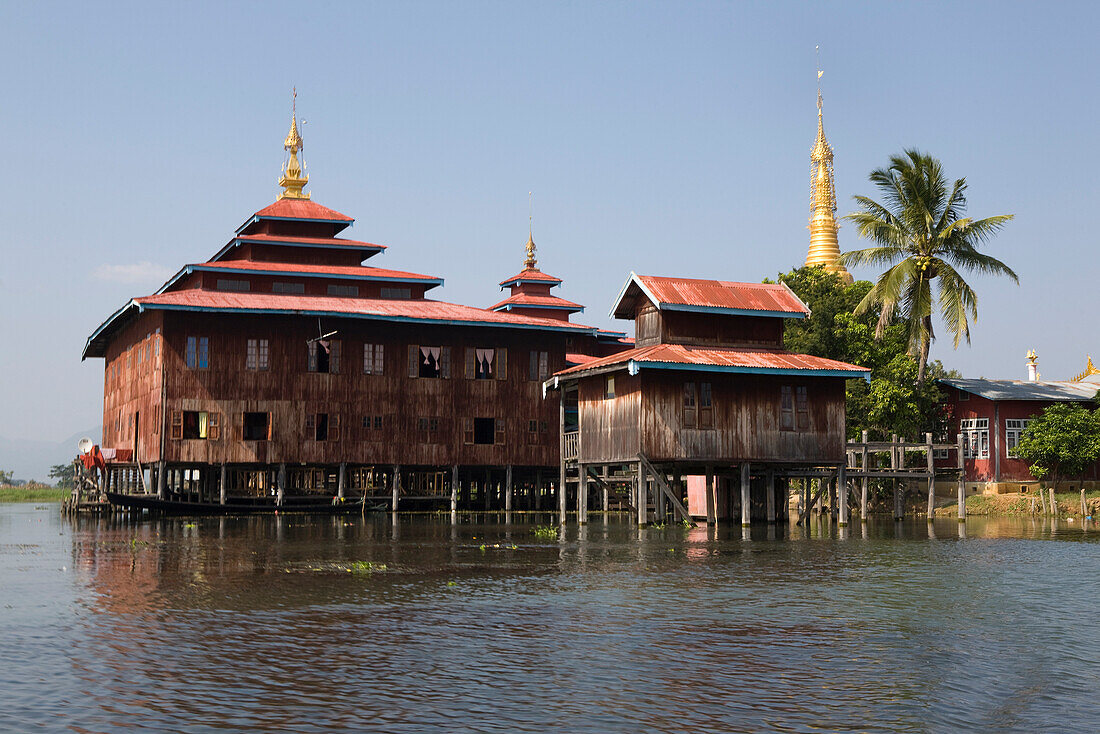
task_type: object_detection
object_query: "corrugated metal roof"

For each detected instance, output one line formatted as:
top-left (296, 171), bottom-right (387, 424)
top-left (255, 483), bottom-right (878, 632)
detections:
top-left (236, 233), bottom-right (386, 250)
top-left (566, 352), bottom-right (600, 367)
top-left (611, 273), bottom-right (810, 319)
top-left (253, 199), bottom-right (353, 222)
top-left (498, 268), bottom-right (563, 287)
top-left (194, 261), bottom-right (441, 282)
top-left (489, 293), bottom-right (583, 312)
top-left (554, 343), bottom-right (868, 379)
top-left (940, 378), bottom-right (1100, 402)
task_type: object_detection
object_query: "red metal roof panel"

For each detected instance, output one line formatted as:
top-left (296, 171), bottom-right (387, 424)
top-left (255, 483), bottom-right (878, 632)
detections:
top-left (489, 293), bottom-right (583, 311)
top-left (194, 260), bottom-right (441, 282)
top-left (133, 290), bottom-right (595, 332)
top-left (237, 233), bottom-right (386, 250)
top-left (253, 198), bottom-right (353, 222)
top-left (498, 268), bottom-right (563, 287)
top-left (554, 343), bottom-right (868, 378)
top-left (612, 273), bottom-right (810, 319)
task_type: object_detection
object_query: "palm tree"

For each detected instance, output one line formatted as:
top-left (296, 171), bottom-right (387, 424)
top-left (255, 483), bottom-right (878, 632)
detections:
top-left (839, 150), bottom-right (1017, 384)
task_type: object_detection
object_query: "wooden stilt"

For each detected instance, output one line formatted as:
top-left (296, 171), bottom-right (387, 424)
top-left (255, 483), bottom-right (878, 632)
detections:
top-left (925, 433), bottom-right (935, 519)
top-left (578, 463), bottom-right (588, 524)
top-left (157, 460), bottom-right (166, 499)
top-left (338, 462), bottom-right (347, 500)
top-left (837, 463), bottom-right (848, 527)
top-left (705, 466), bottom-right (716, 525)
top-left (391, 465), bottom-right (400, 512)
top-left (740, 463), bottom-right (751, 527)
top-left (765, 468), bottom-right (776, 523)
top-left (277, 463), bottom-right (286, 506)
top-left (861, 430), bottom-right (870, 522)
top-left (636, 461), bottom-right (648, 525)
top-left (559, 389), bottom-right (567, 523)
top-left (451, 465), bottom-right (459, 513)
top-left (484, 468), bottom-right (492, 511)
top-left (891, 434), bottom-right (902, 520)
top-left (505, 465), bottom-right (513, 512)
top-left (534, 469), bottom-right (542, 511)
top-left (601, 465), bottom-right (609, 513)
top-left (219, 463), bottom-right (227, 505)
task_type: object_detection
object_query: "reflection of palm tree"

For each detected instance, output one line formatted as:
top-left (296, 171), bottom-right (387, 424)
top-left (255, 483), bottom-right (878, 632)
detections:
top-left (840, 150), bottom-right (1017, 384)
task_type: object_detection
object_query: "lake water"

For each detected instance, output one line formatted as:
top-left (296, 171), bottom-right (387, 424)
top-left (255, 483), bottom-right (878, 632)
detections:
top-left (2, 503), bottom-right (1099, 733)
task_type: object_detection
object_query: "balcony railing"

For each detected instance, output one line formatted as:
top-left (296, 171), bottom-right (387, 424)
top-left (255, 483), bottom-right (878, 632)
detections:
top-left (563, 431), bottom-right (579, 462)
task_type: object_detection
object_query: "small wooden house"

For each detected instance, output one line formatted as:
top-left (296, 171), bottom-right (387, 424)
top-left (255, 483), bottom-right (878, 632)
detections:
top-left (545, 273), bottom-right (869, 524)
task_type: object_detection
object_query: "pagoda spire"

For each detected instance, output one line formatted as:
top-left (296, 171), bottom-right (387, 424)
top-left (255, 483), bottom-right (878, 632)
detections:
top-left (524, 191), bottom-right (538, 270)
top-left (805, 61), bottom-right (852, 284)
top-left (278, 88), bottom-right (310, 200)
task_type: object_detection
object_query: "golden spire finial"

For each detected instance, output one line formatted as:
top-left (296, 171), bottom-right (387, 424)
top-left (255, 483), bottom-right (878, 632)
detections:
top-left (1072, 354), bottom-right (1099, 382)
top-left (805, 49), bottom-right (852, 284)
top-left (523, 191), bottom-right (538, 270)
top-left (278, 87), bottom-right (310, 200)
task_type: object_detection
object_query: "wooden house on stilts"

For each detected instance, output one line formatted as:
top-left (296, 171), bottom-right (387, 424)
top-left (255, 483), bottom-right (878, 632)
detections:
top-left (81, 111), bottom-right (625, 512)
top-left (545, 273), bottom-right (869, 525)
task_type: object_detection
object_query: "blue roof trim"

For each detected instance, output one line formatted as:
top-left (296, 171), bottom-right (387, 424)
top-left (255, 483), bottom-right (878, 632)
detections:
top-left (211, 237), bottom-right (384, 262)
top-left (81, 300), bottom-right (139, 360)
top-left (628, 359), bottom-right (870, 381)
top-left (658, 303), bottom-right (808, 319)
top-left (499, 276), bottom-right (562, 289)
top-left (495, 302), bottom-right (583, 313)
top-left (190, 265), bottom-right (442, 288)
top-left (136, 303), bottom-right (597, 335)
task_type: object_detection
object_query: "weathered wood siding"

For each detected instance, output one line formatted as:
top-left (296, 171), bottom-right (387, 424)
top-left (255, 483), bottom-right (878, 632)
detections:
top-left (635, 302), bottom-right (783, 348)
top-left (101, 311), bottom-right (165, 463)
top-left (639, 372), bottom-right (846, 464)
top-left (576, 373), bottom-right (641, 463)
top-left (156, 311), bottom-right (566, 467)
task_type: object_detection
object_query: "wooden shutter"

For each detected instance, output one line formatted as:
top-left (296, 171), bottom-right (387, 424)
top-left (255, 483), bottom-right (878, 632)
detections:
top-left (494, 418), bottom-right (506, 444)
top-left (463, 417), bottom-right (474, 445)
top-left (308, 342), bottom-right (318, 372)
top-left (330, 414), bottom-right (340, 442)
top-left (496, 348), bottom-right (507, 380)
top-left (306, 413), bottom-right (316, 440)
top-left (466, 347), bottom-right (476, 378)
top-left (683, 382), bottom-right (697, 429)
top-left (376, 344), bottom-right (384, 375)
top-left (208, 412), bottom-right (221, 440)
top-left (170, 410), bottom-right (182, 440)
top-left (408, 345), bottom-right (419, 378)
top-left (440, 346), bottom-right (452, 378)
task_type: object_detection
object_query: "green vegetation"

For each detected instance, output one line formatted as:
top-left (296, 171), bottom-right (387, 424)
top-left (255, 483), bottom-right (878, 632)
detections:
top-left (533, 525), bottom-right (559, 540)
top-left (49, 463), bottom-right (76, 490)
top-left (347, 561), bottom-right (387, 574)
top-left (776, 266), bottom-right (954, 440)
top-left (938, 490), bottom-right (1100, 517)
top-left (840, 150), bottom-right (1016, 384)
top-left (1014, 402), bottom-right (1100, 490)
top-left (0, 486), bottom-right (68, 503)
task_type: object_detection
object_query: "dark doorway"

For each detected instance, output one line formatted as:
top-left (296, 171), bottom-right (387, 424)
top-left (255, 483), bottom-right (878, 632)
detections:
top-left (473, 418), bottom-right (495, 445)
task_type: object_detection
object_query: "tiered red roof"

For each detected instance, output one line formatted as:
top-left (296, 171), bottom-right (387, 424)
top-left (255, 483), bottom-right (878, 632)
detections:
top-left (490, 292), bottom-right (584, 312)
top-left (498, 268), bottom-right (563, 287)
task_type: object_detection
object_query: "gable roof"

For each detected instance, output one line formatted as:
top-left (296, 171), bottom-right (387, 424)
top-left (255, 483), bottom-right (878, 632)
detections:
top-left (610, 273), bottom-right (810, 320)
top-left (940, 378), bottom-right (1100, 402)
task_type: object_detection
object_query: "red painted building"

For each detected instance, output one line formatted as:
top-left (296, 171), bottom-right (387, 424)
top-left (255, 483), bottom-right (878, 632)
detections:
top-left (937, 373), bottom-right (1100, 493)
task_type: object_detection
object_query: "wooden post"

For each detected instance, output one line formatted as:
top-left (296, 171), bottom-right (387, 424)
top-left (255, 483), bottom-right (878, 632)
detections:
top-left (705, 466), bottom-right (716, 525)
top-left (277, 463), bottom-right (286, 507)
top-left (391, 465), bottom-right (400, 512)
top-left (1049, 487), bottom-right (1057, 518)
top-left (636, 461), bottom-right (648, 525)
top-left (860, 430), bottom-right (869, 522)
top-left (601, 465), bottom-right (609, 512)
top-left (578, 464), bottom-right (588, 524)
top-left (957, 432), bottom-right (966, 523)
top-left (765, 468), bottom-right (776, 523)
top-left (1081, 488), bottom-right (1087, 519)
top-left (925, 433), bottom-right (935, 519)
top-left (219, 463), bottom-right (227, 505)
top-left (157, 460), bottom-right (166, 499)
top-left (338, 462), bottom-right (346, 500)
top-left (451, 466), bottom-right (459, 513)
top-left (891, 434), bottom-right (902, 520)
top-left (740, 463), bottom-right (751, 527)
top-left (827, 474), bottom-right (837, 518)
top-left (559, 388), bottom-right (567, 523)
top-left (534, 469), bottom-right (542, 511)
top-left (838, 463), bottom-right (848, 527)
top-left (505, 465), bottom-right (513, 512)
top-left (483, 468), bottom-right (492, 510)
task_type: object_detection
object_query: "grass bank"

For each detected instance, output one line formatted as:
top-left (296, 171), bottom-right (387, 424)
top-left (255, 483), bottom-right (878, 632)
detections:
top-left (0, 487), bottom-right (68, 503)
top-left (936, 490), bottom-right (1100, 518)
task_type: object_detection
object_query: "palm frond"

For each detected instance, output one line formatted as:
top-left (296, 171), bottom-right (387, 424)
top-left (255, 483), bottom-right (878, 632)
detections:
top-left (936, 263), bottom-right (978, 348)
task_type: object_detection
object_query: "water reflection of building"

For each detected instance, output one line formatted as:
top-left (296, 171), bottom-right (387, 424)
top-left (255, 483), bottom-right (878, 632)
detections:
top-left (937, 353), bottom-right (1100, 495)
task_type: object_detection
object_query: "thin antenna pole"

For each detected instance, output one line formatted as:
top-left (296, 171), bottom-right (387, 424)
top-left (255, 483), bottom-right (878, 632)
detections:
top-left (528, 191), bottom-right (533, 237)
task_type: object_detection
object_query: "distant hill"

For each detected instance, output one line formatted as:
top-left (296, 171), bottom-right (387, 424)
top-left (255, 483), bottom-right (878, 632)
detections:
top-left (0, 427), bottom-right (102, 483)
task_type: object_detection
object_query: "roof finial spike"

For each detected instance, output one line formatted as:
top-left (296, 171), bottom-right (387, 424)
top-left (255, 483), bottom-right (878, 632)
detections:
top-left (524, 190), bottom-right (538, 270)
top-left (278, 87), bottom-right (310, 200)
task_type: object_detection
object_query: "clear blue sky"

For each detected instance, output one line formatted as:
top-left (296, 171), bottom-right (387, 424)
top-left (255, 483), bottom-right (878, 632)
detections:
top-left (2, 0), bottom-right (1097, 443)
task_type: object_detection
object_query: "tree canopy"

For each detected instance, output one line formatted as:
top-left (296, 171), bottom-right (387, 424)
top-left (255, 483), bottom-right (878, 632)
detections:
top-left (839, 150), bottom-right (1016, 383)
top-left (1013, 403), bottom-right (1100, 489)
top-left (774, 265), bottom-right (954, 440)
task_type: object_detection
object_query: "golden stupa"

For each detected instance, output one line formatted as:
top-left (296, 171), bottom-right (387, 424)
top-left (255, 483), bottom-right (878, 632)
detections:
top-left (805, 87), bottom-right (852, 284)
top-left (278, 89), bottom-right (310, 200)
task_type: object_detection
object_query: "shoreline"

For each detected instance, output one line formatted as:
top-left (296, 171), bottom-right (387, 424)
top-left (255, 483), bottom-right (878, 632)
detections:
top-left (0, 487), bottom-right (68, 503)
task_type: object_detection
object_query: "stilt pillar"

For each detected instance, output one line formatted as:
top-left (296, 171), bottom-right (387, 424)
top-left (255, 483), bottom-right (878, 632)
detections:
top-left (957, 433), bottom-right (967, 523)
top-left (636, 461), bottom-right (648, 525)
top-left (925, 433), bottom-right (935, 520)
top-left (578, 464), bottom-right (588, 524)
top-left (838, 463), bottom-right (849, 527)
top-left (157, 460), bottom-right (166, 499)
top-left (505, 465), bottom-right (513, 512)
top-left (276, 463), bottom-right (286, 506)
top-left (740, 463), bottom-right (751, 527)
top-left (338, 462), bottom-right (346, 500)
top-left (391, 465), bottom-right (401, 512)
top-left (705, 466), bottom-right (716, 526)
top-left (219, 463), bottom-right (227, 505)
top-left (861, 430), bottom-right (870, 522)
top-left (451, 465), bottom-right (459, 513)
top-left (765, 468), bottom-right (776, 523)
